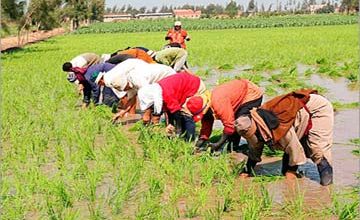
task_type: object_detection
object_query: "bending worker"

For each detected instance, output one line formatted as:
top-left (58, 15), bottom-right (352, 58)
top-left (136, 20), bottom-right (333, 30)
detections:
top-left (187, 79), bottom-right (263, 151)
top-left (235, 89), bottom-right (333, 186)
top-left (148, 47), bottom-right (188, 72)
top-left (165, 21), bottom-right (190, 49)
top-left (92, 59), bottom-right (176, 124)
top-left (137, 71), bottom-right (207, 141)
top-left (62, 52), bottom-right (100, 84)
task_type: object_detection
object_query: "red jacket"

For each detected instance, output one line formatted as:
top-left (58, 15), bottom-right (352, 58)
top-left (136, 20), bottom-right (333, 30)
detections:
top-left (158, 72), bottom-right (200, 113)
top-left (200, 80), bottom-right (251, 139)
top-left (166, 29), bottom-right (188, 49)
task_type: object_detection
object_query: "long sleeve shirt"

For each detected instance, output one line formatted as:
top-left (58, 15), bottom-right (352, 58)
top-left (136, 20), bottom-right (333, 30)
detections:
top-left (158, 72), bottom-right (201, 114)
top-left (83, 63), bottom-right (115, 104)
top-left (127, 63), bottom-right (176, 89)
top-left (200, 80), bottom-right (263, 139)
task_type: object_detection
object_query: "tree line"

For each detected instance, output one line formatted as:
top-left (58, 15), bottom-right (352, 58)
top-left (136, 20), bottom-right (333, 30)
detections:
top-left (1, 0), bottom-right (105, 35)
top-left (107, 0), bottom-right (359, 17)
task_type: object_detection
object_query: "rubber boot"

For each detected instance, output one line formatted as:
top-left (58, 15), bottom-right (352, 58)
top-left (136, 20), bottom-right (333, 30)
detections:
top-left (317, 158), bottom-right (333, 186)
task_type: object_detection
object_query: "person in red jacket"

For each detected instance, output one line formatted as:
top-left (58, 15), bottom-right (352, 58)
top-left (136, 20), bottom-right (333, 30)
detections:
top-left (186, 79), bottom-right (263, 151)
top-left (165, 21), bottom-right (190, 49)
top-left (137, 71), bottom-right (206, 141)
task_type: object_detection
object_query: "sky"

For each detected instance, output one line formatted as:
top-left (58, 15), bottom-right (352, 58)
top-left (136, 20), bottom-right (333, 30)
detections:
top-left (105, 0), bottom-right (282, 9)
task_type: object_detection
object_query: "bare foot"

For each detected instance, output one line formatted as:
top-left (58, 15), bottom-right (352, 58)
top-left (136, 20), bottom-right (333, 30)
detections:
top-left (285, 171), bottom-right (297, 180)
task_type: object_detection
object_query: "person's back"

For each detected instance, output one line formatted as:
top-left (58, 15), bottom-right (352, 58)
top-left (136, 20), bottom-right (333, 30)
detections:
top-left (119, 48), bottom-right (155, 64)
top-left (158, 72), bottom-right (200, 113)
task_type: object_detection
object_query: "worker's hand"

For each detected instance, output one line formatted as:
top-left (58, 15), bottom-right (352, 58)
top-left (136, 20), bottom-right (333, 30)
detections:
top-left (112, 110), bottom-right (128, 123)
top-left (195, 138), bottom-right (207, 148)
top-left (165, 124), bottom-right (175, 136)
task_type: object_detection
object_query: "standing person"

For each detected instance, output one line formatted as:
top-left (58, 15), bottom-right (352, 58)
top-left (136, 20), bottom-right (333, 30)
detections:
top-left (137, 72), bottom-right (207, 141)
top-left (165, 21), bottom-right (190, 49)
top-left (187, 79), bottom-right (263, 152)
top-left (149, 47), bottom-right (188, 72)
top-left (62, 53), bottom-right (101, 84)
top-left (93, 59), bottom-right (176, 124)
top-left (235, 89), bottom-right (334, 186)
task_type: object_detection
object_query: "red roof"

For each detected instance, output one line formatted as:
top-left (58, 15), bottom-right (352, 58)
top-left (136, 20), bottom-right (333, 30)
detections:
top-left (173, 9), bottom-right (201, 17)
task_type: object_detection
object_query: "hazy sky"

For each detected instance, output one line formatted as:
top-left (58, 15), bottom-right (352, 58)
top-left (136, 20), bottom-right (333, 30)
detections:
top-left (105, 0), bottom-right (281, 9)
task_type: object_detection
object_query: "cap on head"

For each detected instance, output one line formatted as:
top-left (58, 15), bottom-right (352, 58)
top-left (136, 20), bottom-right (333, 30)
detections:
top-left (67, 72), bottom-right (77, 83)
top-left (235, 116), bottom-right (256, 138)
top-left (187, 96), bottom-right (206, 122)
top-left (174, 21), bottom-right (181, 26)
top-left (62, 62), bottom-right (72, 72)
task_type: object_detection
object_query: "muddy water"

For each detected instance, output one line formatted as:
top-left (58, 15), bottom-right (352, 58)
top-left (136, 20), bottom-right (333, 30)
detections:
top-left (195, 65), bottom-right (359, 203)
top-left (308, 74), bottom-right (359, 103)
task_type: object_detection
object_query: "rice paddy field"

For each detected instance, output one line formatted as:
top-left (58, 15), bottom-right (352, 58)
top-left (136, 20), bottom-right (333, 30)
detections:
top-left (1, 19), bottom-right (359, 219)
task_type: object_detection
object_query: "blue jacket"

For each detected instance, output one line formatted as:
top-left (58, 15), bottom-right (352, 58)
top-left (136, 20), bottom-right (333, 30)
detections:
top-left (83, 63), bottom-right (116, 105)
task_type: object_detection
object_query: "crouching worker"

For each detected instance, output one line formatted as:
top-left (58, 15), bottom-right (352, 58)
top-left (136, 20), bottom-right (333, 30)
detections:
top-left (137, 71), bottom-right (207, 141)
top-left (236, 89), bottom-right (333, 186)
top-left (189, 79), bottom-right (263, 152)
top-left (99, 59), bottom-right (176, 124)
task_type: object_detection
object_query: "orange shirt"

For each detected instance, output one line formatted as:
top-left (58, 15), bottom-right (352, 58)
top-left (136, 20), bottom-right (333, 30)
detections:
top-left (166, 29), bottom-right (188, 49)
top-left (200, 80), bottom-right (263, 139)
top-left (119, 48), bottom-right (155, 64)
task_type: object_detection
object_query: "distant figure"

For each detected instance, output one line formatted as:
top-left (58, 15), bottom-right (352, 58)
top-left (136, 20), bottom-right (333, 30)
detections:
top-left (165, 21), bottom-right (190, 49)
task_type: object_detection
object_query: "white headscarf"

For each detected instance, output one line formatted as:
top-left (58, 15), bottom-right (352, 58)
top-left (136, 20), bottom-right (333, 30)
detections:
top-left (137, 83), bottom-right (163, 114)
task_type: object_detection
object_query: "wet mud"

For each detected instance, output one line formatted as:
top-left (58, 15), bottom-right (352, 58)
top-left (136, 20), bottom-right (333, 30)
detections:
top-left (191, 64), bottom-right (359, 205)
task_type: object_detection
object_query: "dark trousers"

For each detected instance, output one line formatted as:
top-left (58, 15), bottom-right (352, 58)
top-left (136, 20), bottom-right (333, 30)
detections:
top-left (180, 114), bottom-right (196, 142)
top-left (102, 87), bottom-right (120, 108)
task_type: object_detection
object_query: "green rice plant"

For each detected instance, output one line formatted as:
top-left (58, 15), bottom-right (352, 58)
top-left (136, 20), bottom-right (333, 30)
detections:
top-left (204, 201), bottom-right (223, 220)
top-left (218, 63), bottom-right (234, 70)
top-left (332, 102), bottom-right (360, 111)
top-left (332, 192), bottom-right (359, 220)
top-left (263, 144), bottom-right (284, 157)
top-left (88, 203), bottom-right (106, 220)
top-left (74, 15), bottom-right (358, 34)
top-left (54, 181), bottom-right (73, 208)
top-left (184, 204), bottom-right (201, 218)
top-left (282, 184), bottom-right (306, 219)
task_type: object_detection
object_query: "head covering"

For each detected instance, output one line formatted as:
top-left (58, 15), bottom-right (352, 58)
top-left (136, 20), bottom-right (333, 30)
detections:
top-left (137, 84), bottom-right (163, 114)
top-left (100, 54), bottom-right (111, 63)
top-left (235, 116), bottom-right (257, 138)
top-left (186, 90), bottom-right (211, 122)
top-left (235, 115), bottom-right (259, 150)
top-left (174, 21), bottom-right (182, 26)
top-left (146, 50), bottom-right (156, 58)
top-left (67, 72), bottom-right (77, 83)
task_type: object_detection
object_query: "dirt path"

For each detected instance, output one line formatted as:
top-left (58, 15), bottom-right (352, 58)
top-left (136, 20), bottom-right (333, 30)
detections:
top-left (1, 28), bottom-right (66, 52)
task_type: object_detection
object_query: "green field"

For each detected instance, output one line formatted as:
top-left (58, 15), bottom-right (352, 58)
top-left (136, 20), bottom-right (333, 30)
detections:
top-left (1, 24), bottom-right (359, 219)
top-left (75, 14), bottom-right (357, 34)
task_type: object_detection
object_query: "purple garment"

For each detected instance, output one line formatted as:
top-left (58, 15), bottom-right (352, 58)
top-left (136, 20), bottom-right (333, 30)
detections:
top-left (82, 63), bottom-right (116, 104)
